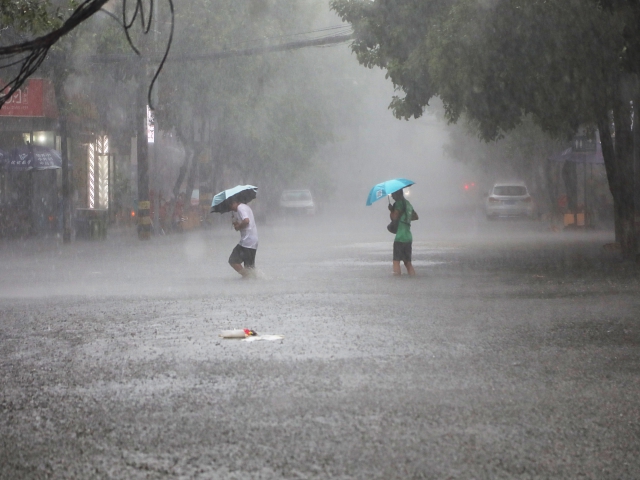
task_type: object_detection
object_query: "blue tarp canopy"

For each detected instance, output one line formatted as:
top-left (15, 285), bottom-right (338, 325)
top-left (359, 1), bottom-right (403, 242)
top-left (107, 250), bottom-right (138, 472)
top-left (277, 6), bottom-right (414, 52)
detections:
top-left (548, 144), bottom-right (604, 164)
top-left (0, 145), bottom-right (63, 171)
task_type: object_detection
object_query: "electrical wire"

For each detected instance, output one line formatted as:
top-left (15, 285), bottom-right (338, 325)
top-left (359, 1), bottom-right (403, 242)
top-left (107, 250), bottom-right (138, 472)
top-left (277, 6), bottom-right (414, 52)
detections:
top-left (122, 0), bottom-right (174, 109)
top-left (161, 32), bottom-right (353, 63)
top-left (0, 2), bottom-right (349, 110)
top-left (221, 24), bottom-right (352, 49)
top-left (164, 25), bottom-right (353, 60)
top-left (0, 0), bottom-right (174, 111)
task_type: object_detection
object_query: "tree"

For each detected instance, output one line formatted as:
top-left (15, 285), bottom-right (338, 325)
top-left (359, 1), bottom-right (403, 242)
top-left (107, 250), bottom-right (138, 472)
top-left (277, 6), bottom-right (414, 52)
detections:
top-left (0, 0), bottom-right (173, 114)
top-left (8, 0), bottom-right (358, 238)
top-left (42, 4), bottom-right (140, 242)
top-left (153, 0), bottom-right (340, 218)
top-left (0, 0), bottom-right (60, 34)
top-left (444, 114), bottom-right (567, 211)
top-left (332, 0), bottom-right (640, 258)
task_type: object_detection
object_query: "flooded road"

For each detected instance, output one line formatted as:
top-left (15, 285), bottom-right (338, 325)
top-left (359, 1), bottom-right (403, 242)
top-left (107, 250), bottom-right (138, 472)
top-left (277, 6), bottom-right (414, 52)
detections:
top-left (1, 211), bottom-right (639, 479)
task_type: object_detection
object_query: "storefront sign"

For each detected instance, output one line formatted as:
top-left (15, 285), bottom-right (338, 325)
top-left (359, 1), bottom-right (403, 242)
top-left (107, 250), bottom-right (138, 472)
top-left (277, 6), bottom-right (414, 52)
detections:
top-left (0, 78), bottom-right (57, 118)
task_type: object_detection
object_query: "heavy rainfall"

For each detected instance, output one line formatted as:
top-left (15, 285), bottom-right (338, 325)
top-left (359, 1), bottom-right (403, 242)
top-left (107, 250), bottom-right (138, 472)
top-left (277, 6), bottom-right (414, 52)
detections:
top-left (1, 0), bottom-right (639, 478)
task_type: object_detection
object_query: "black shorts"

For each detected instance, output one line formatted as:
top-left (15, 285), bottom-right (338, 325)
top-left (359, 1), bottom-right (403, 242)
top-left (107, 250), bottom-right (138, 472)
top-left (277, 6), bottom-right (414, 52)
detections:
top-left (393, 241), bottom-right (412, 262)
top-left (229, 244), bottom-right (257, 268)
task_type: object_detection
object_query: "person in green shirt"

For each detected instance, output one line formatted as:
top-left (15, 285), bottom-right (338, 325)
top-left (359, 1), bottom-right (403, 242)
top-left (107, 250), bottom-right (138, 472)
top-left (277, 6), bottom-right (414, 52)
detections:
top-left (389, 189), bottom-right (418, 276)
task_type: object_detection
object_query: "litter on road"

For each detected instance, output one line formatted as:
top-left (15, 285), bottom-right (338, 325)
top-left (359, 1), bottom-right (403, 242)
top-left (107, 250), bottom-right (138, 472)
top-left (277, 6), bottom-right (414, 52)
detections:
top-left (219, 329), bottom-right (284, 341)
top-left (220, 328), bottom-right (258, 338)
top-left (243, 334), bottom-right (285, 342)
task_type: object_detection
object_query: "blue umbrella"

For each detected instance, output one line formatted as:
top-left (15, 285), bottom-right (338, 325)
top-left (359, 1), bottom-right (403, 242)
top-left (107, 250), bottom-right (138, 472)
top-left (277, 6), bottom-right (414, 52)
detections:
top-left (210, 184), bottom-right (258, 213)
top-left (366, 178), bottom-right (415, 206)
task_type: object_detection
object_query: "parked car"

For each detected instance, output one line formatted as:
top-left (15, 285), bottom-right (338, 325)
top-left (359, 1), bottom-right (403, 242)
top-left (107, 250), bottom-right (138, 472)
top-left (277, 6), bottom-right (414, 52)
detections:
top-left (485, 182), bottom-right (534, 219)
top-left (279, 189), bottom-right (317, 216)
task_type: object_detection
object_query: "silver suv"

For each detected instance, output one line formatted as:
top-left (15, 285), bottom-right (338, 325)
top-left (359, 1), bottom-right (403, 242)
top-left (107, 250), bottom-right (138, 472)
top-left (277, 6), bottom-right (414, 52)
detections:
top-left (485, 182), bottom-right (534, 219)
top-left (279, 189), bottom-right (317, 216)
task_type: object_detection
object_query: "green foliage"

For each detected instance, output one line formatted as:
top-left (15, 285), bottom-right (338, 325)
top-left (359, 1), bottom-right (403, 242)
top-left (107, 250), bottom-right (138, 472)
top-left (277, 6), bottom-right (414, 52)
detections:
top-left (154, 0), bottom-right (340, 200)
top-left (331, 0), bottom-right (447, 121)
top-left (0, 0), bottom-right (63, 35)
top-left (333, 0), bottom-right (640, 254)
top-left (332, 0), bottom-right (630, 141)
top-left (39, 2), bottom-right (135, 135)
top-left (444, 112), bottom-right (566, 186)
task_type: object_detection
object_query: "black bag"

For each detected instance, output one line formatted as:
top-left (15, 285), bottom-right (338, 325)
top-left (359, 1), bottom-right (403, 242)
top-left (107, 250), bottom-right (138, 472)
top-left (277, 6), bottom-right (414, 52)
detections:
top-left (387, 203), bottom-right (404, 234)
top-left (387, 202), bottom-right (417, 233)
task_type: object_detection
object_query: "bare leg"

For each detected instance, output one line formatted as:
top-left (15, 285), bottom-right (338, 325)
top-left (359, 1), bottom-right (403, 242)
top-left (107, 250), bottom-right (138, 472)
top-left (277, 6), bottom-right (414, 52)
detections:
top-left (393, 260), bottom-right (402, 276)
top-left (230, 263), bottom-right (249, 277)
top-left (404, 261), bottom-right (416, 276)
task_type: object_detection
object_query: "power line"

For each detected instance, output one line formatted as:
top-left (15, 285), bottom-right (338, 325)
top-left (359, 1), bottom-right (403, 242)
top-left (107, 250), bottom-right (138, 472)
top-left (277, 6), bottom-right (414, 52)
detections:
top-left (0, 2), bottom-right (352, 109)
top-left (0, 0), bottom-right (112, 109)
top-left (221, 24), bottom-right (352, 49)
top-left (0, 0), bottom-right (174, 110)
top-left (168, 32), bottom-right (354, 62)
top-left (85, 32), bottom-right (354, 64)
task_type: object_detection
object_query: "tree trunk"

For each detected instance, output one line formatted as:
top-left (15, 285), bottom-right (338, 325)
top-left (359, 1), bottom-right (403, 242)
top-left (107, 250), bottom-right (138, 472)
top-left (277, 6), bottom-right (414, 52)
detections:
top-left (184, 143), bottom-right (201, 215)
top-left (51, 53), bottom-right (72, 243)
top-left (210, 142), bottom-right (223, 199)
top-left (166, 144), bottom-right (190, 232)
top-left (598, 103), bottom-right (636, 258)
top-left (179, 117), bottom-right (206, 220)
top-left (136, 73), bottom-right (151, 241)
top-left (545, 160), bottom-right (558, 217)
top-left (59, 119), bottom-right (71, 243)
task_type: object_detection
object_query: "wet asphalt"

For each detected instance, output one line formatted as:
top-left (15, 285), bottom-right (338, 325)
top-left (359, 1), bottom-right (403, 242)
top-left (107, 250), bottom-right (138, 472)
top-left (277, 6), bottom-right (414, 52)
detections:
top-left (1, 210), bottom-right (639, 479)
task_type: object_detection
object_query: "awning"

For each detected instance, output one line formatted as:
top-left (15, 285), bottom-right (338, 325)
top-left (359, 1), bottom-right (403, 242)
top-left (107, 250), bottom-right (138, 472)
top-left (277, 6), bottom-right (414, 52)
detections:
top-left (548, 142), bottom-right (604, 164)
top-left (0, 145), bottom-right (62, 171)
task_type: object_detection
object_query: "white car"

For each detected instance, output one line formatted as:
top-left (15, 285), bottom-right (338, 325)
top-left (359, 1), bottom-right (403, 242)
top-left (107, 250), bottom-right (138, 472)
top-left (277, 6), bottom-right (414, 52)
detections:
top-left (485, 182), bottom-right (534, 219)
top-left (279, 189), bottom-right (317, 216)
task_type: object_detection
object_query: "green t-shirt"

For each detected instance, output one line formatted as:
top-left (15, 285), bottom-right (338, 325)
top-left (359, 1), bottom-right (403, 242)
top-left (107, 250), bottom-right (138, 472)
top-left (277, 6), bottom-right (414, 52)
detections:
top-left (393, 199), bottom-right (413, 243)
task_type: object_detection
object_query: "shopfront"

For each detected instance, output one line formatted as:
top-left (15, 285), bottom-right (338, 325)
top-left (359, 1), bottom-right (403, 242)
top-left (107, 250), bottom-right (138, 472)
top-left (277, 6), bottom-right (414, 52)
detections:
top-left (0, 78), bottom-right (60, 237)
top-left (0, 78), bottom-right (125, 238)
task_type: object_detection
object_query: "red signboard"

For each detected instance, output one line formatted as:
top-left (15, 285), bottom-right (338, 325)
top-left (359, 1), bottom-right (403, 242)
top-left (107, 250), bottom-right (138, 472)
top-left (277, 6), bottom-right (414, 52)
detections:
top-left (0, 78), bottom-right (58, 118)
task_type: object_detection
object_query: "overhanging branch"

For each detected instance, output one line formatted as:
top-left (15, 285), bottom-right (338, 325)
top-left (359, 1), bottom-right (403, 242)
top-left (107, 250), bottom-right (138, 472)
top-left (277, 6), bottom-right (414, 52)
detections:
top-left (0, 0), bottom-right (174, 110)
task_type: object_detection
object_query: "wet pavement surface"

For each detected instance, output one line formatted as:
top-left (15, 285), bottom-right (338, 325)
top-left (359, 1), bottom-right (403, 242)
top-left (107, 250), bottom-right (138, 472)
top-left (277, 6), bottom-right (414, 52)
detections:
top-left (1, 212), bottom-right (639, 479)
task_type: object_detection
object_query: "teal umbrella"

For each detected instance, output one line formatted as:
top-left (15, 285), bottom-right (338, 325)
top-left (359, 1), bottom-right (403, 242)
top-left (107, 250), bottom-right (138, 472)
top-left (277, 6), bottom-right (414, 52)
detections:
top-left (210, 185), bottom-right (257, 213)
top-left (366, 178), bottom-right (414, 206)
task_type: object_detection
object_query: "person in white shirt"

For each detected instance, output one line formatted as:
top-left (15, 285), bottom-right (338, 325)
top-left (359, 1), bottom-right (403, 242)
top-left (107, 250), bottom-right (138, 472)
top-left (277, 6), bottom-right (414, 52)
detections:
top-left (228, 198), bottom-right (258, 277)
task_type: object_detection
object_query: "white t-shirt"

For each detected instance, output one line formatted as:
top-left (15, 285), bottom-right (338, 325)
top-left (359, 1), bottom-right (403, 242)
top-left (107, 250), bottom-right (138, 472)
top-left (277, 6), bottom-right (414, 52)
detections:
top-left (233, 203), bottom-right (258, 249)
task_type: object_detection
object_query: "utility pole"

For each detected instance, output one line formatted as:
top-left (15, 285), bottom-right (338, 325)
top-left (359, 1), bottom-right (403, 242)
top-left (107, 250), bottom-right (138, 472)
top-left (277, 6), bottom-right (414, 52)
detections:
top-left (136, 63), bottom-right (151, 240)
top-left (634, 95), bottom-right (640, 262)
top-left (152, 0), bottom-right (160, 235)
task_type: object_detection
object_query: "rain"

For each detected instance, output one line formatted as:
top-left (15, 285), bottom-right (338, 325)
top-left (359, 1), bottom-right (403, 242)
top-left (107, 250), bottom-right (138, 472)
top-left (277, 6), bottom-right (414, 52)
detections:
top-left (1, 1), bottom-right (639, 478)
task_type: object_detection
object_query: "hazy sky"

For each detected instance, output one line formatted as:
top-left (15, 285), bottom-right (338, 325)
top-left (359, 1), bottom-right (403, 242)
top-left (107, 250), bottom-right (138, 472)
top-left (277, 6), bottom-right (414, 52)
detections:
top-left (317, 60), bottom-right (475, 214)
